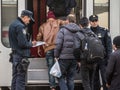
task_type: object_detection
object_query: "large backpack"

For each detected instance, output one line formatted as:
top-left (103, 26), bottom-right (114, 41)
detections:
top-left (79, 30), bottom-right (105, 64)
top-left (47, 0), bottom-right (67, 17)
top-left (46, 0), bottom-right (76, 17)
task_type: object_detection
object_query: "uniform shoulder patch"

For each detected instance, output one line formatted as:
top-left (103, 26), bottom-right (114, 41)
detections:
top-left (22, 29), bottom-right (27, 35)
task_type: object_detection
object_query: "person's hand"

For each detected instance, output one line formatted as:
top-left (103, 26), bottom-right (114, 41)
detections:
top-left (76, 62), bottom-right (81, 73)
top-left (54, 57), bottom-right (59, 61)
top-left (45, 43), bottom-right (49, 46)
top-left (106, 83), bottom-right (110, 88)
top-left (77, 62), bottom-right (81, 67)
top-left (32, 40), bottom-right (37, 46)
top-left (37, 46), bottom-right (41, 57)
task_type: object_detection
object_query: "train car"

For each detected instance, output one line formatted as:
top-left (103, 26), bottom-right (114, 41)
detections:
top-left (0, 0), bottom-right (120, 90)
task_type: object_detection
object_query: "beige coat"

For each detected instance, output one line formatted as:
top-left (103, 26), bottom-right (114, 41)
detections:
top-left (37, 18), bottom-right (63, 53)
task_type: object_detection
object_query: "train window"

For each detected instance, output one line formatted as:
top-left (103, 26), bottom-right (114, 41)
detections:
top-left (74, 0), bottom-right (83, 24)
top-left (1, 0), bottom-right (18, 47)
top-left (94, 0), bottom-right (109, 29)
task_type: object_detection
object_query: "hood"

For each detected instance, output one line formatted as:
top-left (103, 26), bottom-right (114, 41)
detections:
top-left (82, 27), bottom-right (92, 32)
top-left (62, 23), bottom-right (80, 33)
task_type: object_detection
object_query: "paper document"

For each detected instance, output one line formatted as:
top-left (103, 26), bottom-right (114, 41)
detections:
top-left (32, 41), bottom-right (45, 47)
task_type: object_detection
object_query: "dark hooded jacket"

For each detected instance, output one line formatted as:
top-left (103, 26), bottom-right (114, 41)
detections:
top-left (54, 23), bottom-right (80, 59)
top-left (106, 49), bottom-right (120, 90)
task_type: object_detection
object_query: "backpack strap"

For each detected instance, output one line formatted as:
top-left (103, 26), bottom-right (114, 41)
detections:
top-left (77, 30), bottom-right (87, 52)
top-left (78, 29), bottom-right (98, 51)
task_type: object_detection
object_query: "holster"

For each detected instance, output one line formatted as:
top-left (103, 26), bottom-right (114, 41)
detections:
top-left (9, 52), bottom-right (13, 62)
top-left (20, 58), bottom-right (30, 72)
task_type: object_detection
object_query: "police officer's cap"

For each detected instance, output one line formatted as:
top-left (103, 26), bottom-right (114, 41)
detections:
top-left (21, 10), bottom-right (35, 22)
top-left (89, 15), bottom-right (98, 22)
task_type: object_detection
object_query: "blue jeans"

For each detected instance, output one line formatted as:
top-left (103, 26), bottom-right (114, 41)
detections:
top-left (46, 49), bottom-right (56, 88)
top-left (58, 59), bottom-right (77, 90)
top-left (11, 54), bottom-right (27, 90)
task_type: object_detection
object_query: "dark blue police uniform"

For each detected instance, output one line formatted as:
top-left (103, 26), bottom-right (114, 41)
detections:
top-left (90, 26), bottom-right (112, 90)
top-left (9, 10), bottom-right (34, 90)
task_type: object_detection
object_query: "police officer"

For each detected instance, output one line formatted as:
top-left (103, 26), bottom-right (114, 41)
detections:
top-left (89, 15), bottom-right (112, 90)
top-left (9, 10), bottom-right (36, 90)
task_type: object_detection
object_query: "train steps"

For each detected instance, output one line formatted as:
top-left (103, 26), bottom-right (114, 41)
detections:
top-left (27, 58), bottom-right (83, 90)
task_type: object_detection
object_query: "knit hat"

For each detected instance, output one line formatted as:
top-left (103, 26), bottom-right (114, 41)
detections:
top-left (47, 11), bottom-right (56, 19)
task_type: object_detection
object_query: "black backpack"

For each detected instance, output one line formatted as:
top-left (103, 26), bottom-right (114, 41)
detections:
top-left (79, 30), bottom-right (105, 64)
top-left (47, 0), bottom-right (76, 17)
top-left (47, 0), bottom-right (67, 17)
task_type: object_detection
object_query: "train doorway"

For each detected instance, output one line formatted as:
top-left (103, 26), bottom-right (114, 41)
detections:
top-left (26, 0), bottom-right (85, 58)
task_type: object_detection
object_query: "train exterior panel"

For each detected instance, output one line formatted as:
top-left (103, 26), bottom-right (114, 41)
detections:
top-left (0, 0), bottom-right (120, 89)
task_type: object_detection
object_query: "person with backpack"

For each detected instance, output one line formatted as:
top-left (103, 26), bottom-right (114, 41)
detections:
top-left (54, 14), bottom-right (80, 90)
top-left (89, 15), bottom-right (112, 90)
top-left (106, 35), bottom-right (120, 90)
top-left (74, 17), bottom-right (97, 90)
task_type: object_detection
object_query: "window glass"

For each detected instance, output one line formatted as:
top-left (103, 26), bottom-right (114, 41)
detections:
top-left (94, 0), bottom-right (109, 29)
top-left (74, 0), bottom-right (83, 24)
top-left (1, 0), bottom-right (17, 47)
